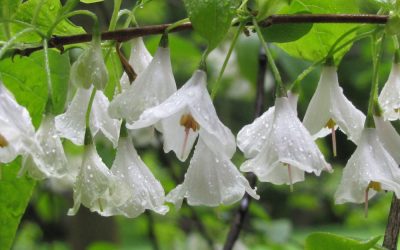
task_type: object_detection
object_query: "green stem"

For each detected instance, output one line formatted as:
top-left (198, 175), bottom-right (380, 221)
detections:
top-left (253, 18), bottom-right (286, 97)
top-left (85, 88), bottom-right (97, 128)
top-left (47, 10), bottom-right (98, 37)
top-left (43, 38), bottom-right (53, 113)
top-left (166, 18), bottom-right (190, 33)
top-left (326, 26), bottom-right (361, 58)
top-left (366, 33), bottom-right (384, 128)
top-left (109, 0), bottom-right (123, 31)
top-left (31, 0), bottom-right (46, 25)
top-left (210, 23), bottom-right (244, 100)
top-left (0, 28), bottom-right (38, 59)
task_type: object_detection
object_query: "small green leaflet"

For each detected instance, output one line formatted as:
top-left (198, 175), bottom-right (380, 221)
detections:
top-left (305, 232), bottom-right (381, 250)
top-left (256, 0), bottom-right (292, 21)
top-left (183, 0), bottom-right (240, 51)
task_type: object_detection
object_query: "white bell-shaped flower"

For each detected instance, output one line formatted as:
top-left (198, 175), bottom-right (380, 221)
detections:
top-left (374, 116), bottom-right (400, 164)
top-left (378, 63), bottom-right (400, 120)
top-left (101, 135), bottom-right (168, 217)
top-left (55, 87), bottom-right (121, 147)
top-left (241, 97), bottom-right (331, 189)
top-left (334, 128), bottom-right (400, 206)
top-left (0, 83), bottom-right (36, 163)
top-left (237, 92), bottom-right (298, 158)
top-left (108, 45), bottom-right (177, 124)
top-left (68, 142), bottom-right (122, 216)
top-left (19, 114), bottom-right (68, 180)
top-left (303, 66), bottom-right (365, 146)
top-left (120, 38), bottom-right (153, 89)
top-left (129, 70), bottom-right (236, 161)
top-left (166, 137), bottom-right (259, 208)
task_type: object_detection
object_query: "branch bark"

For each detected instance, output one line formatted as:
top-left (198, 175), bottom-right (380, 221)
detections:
top-left (383, 194), bottom-right (400, 250)
top-left (12, 14), bottom-right (388, 56)
top-left (223, 46), bottom-right (267, 250)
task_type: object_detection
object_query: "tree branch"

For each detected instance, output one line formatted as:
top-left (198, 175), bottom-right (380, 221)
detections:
top-left (223, 46), bottom-right (267, 250)
top-left (383, 194), bottom-right (400, 250)
top-left (11, 14), bottom-right (388, 56)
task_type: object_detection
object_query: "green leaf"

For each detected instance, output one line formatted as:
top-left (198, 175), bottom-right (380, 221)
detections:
top-left (276, 0), bottom-right (359, 63)
top-left (80, 0), bottom-right (104, 3)
top-left (11, 0), bottom-right (85, 42)
top-left (305, 232), bottom-right (381, 250)
top-left (0, 160), bottom-right (36, 250)
top-left (183, 0), bottom-right (240, 51)
top-left (256, 0), bottom-right (292, 20)
top-left (0, 50), bottom-right (70, 125)
top-left (0, 0), bottom-right (23, 40)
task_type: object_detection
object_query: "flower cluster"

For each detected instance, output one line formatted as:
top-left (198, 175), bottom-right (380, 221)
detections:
top-left (3, 33), bottom-right (400, 218)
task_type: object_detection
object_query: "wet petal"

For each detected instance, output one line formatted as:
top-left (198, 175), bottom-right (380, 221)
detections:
top-left (109, 47), bottom-right (176, 124)
top-left (374, 116), bottom-right (400, 164)
top-left (379, 63), bottom-right (400, 121)
top-left (90, 91), bottom-right (121, 148)
top-left (335, 128), bottom-right (400, 204)
top-left (166, 138), bottom-right (259, 208)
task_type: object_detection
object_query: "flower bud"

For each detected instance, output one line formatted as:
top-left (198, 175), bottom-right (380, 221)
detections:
top-left (70, 38), bottom-right (109, 90)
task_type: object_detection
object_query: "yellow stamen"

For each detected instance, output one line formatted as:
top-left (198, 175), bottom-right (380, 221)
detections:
top-left (364, 181), bottom-right (382, 218)
top-left (0, 133), bottom-right (8, 148)
top-left (325, 119), bottom-right (337, 157)
top-left (98, 199), bottom-right (104, 212)
top-left (179, 114), bottom-right (200, 159)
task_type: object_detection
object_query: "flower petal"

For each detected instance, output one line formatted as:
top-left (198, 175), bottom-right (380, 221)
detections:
top-left (90, 91), bottom-right (121, 148)
top-left (378, 63), bottom-right (400, 121)
top-left (166, 138), bottom-right (259, 208)
top-left (109, 47), bottom-right (176, 124)
top-left (335, 128), bottom-right (400, 204)
top-left (374, 116), bottom-right (400, 164)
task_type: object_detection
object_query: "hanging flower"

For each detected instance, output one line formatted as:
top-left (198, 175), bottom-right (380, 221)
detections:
top-left (166, 137), bottom-right (259, 208)
top-left (120, 38), bottom-right (153, 90)
top-left (0, 83), bottom-right (36, 163)
top-left (70, 36), bottom-right (108, 90)
top-left (237, 91), bottom-right (298, 158)
top-left (374, 116), bottom-right (400, 164)
top-left (68, 136), bottom-right (124, 216)
top-left (100, 133), bottom-right (168, 217)
top-left (55, 87), bottom-right (121, 147)
top-left (334, 128), bottom-right (400, 214)
top-left (378, 63), bottom-right (400, 121)
top-left (303, 66), bottom-right (365, 154)
top-left (240, 97), bottom-right (332, 190)
top-left (19, 114), bottom-right (68, 180)
top-left (129, 70), bottom-right (236, 161)
top-left (108, 43), bottom-right (177, 124)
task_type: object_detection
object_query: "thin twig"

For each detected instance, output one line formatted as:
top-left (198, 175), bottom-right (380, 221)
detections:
top-left (383, 194), bottom-right (400, 250)
top-left (10, 14), bottom-right (389, 56)
top-left (223, 47), bottom-right (267, 250)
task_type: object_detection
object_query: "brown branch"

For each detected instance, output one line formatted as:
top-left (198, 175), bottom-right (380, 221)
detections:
top-left (223, 46), bottom-right (267, 250)
top-left (383, 194), bottom-right (400, 250)
top-left (11, 14), bottom-right (388, 56)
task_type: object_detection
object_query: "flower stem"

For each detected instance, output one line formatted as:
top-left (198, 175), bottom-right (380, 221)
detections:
top-left (85, 88), bottom-right (97, 129)
top-left (211, 23), bottom-right (244, 100)
top-left (43, 38), bottom-right (53, 113)
top-left (0, 28), bottom-right (38, 59)
top-left (253, 18), bottom-right (286, 97)
top-left (366, 33), bottom-right (384, 128)
top-left (109, 0), bottom-right (122, 31)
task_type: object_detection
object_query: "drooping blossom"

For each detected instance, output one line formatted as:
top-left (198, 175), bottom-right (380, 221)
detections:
top-left (98, 132), bottom-right (168, 217)
top-left (166, 137), bottom-right (259, 208)
top-left (19, 114), bottom-right (68, 180)
top-left (0, 83), bottom-right (36, 163)
top-left (241, 97), bottom-right (332, 190)
top-left (334, 128), bottom-right (400, 216)
top-left (374, 116), bottom-right (400, 164)
top-left (378, 62), bottom-right (400, 120)
top-left (55, 87), bottom-right (121, 147)
top-left (108, 43), bottom-right (177, 124)
top-left (129, 70), bottom-right (236, 161)
top-left (68, 133), bottom-right (124, 216)
top-left (303, 66), bottom-right (365, 154)
top-left (237, 92), bottom-right (298, 158)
